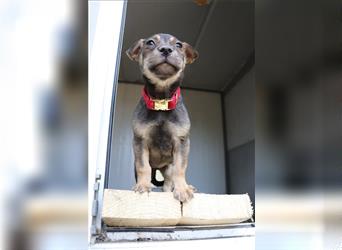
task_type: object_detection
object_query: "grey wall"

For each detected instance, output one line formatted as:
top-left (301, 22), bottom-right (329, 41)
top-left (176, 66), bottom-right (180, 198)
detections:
top-left (225, 68), bottom-right (255, 151)
top-left (108, 83), bottom-right (226, 194)
top-left (224, 67), bottom-right (255, 205)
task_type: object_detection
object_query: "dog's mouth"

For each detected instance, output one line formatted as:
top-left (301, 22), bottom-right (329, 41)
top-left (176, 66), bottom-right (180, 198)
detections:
top-left (149, 61), bottom-right (179, 79)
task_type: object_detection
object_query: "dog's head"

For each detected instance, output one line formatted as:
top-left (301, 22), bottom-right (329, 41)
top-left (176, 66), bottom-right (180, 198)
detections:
top-left (126, 33), bottom-right (198, 86)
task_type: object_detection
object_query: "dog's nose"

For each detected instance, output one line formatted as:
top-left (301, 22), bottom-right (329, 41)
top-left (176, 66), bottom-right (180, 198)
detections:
top-left (159, 46), bottom-right (173, 56)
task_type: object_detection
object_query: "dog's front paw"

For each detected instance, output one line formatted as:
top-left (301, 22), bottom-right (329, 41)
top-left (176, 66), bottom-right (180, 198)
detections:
top-left (173, 184), bottom-right (196, 202)
top-left (132, 182), bottom-right (152, 193)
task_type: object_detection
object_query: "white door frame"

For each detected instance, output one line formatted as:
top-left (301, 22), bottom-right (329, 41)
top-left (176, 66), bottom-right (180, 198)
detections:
top-left (88, 0), bottom-right (127, 240)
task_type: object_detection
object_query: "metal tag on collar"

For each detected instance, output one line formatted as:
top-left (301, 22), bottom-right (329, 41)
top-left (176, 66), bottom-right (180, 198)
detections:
top-left (153, 99), bottom-right (169, 110)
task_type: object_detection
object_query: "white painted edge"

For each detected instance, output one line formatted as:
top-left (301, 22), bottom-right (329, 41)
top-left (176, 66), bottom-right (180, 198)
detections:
top-left (88, 0), bottom-right (125, 242)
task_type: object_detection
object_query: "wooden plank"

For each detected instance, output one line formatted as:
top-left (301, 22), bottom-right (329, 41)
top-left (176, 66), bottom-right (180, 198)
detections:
top-left (102, 189), bottom-right (253, 227)
top-left (180, 193), bottom-right (253, 225)
top-left (102, 189), bottom-right (181, 227)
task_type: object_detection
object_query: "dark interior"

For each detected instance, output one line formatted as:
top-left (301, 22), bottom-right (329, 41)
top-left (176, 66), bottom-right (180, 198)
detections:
top-left (110, 0), bottom-right (255, 208)
top-left (119, 0), bottom-right (254, 91)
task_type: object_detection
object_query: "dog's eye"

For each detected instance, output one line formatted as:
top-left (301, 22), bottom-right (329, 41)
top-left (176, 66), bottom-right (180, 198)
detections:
top-left (176, 42), bottom-right (183, 48)
top-left (146, 40), bottom-right (155, 46)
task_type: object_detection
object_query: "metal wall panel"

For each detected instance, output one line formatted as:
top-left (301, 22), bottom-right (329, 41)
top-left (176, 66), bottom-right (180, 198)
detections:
top-left (228, 141), bottom-right (255, 206)
top-left (224, 68), bottom-right (255, 150)
top-left (224, 66), bottom-right (255, 206)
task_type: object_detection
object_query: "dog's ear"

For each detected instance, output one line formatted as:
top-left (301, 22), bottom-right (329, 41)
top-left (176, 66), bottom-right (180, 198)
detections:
top-left (184, 43), bottom-right (199, 64)
top-left (126, 39), bottom-right (144, 62)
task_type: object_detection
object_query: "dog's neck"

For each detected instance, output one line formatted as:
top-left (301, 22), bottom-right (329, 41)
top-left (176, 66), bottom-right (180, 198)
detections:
top-left (143, 74), bottom-right (183, 99)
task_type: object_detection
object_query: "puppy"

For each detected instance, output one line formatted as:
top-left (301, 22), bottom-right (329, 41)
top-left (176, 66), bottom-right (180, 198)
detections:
top-left (126, 33), bottom-right (198, 202)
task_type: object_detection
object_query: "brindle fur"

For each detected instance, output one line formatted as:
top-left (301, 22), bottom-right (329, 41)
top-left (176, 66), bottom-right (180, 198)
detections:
top-left (127, 33), bottom-right (198, 202)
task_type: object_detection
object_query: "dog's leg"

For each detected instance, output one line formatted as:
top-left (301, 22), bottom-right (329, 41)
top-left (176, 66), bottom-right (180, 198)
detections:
top-left (160, 165), bottom-right (173, 192)
top-left (132, 137), bottom-right (152, 193)
top-left (172, 137), bottom-right (195, 202)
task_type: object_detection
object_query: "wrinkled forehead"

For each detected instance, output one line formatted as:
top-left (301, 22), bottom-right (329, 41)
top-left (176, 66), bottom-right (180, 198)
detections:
top-left (147, 33), bottom-right (179, 44)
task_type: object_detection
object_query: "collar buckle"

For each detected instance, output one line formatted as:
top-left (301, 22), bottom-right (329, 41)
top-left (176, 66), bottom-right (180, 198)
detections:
top-left (153, 99), bottom-right (169, 110)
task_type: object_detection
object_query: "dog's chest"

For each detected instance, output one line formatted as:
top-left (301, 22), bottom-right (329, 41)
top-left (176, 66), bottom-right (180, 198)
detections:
top-left (136, 119), bottom-right (186, 141)
top-left (134, 106), bottom-right (190, 140)
top-left (133, 103), bottom-right (190, 167)
top-left (149, 121), bottom-right (173, 151)
top-left (148, 121), bottom-right (181, 167)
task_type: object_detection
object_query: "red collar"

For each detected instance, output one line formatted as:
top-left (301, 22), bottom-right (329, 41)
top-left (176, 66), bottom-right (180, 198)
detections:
top-left (142, 87), bottom-right (181, 111)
